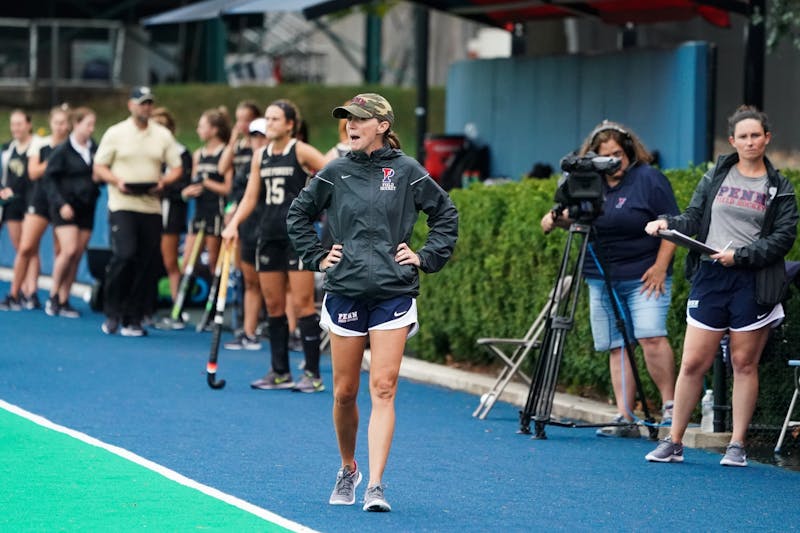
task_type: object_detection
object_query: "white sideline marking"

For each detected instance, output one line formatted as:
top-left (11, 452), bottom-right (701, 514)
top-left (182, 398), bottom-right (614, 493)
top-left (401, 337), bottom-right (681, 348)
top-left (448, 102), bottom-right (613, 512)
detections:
top-left (0, 399), bottom-right (317, 533)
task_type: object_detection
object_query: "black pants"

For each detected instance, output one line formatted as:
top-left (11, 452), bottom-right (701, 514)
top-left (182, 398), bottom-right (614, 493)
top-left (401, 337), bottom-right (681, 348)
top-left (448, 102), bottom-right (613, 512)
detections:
top-left (103, 210), bottom-right (162, 324)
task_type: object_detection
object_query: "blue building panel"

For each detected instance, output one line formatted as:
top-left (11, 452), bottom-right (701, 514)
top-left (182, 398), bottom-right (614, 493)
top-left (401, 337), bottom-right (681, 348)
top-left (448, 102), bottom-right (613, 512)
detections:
top-left (445, 42), bottom-right (712, 179)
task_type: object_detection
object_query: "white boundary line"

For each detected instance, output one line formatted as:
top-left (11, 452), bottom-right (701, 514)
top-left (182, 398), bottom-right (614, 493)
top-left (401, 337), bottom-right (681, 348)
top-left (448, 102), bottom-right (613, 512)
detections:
top-left (0, 399), bottom-right (317, 533)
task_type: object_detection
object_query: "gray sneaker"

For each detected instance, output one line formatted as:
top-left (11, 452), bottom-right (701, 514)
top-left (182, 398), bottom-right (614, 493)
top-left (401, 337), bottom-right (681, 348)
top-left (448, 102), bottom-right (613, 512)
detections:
top-left (363, 484), bottom-right (391, 512)
top-left (224, 333), bottom-right (262, 351)
top-left (596, 414), bottom-right (640, 438)
top-left (329, 463), bottom-right (362, 505)
top-left (292, 371), bottom-right (325, 393)
top-left (720, 441), bottom-right (748, 467)
top-left (645, 436), bottom-right (684, 463)
top-left (250, 371), bottom-right (295, 390)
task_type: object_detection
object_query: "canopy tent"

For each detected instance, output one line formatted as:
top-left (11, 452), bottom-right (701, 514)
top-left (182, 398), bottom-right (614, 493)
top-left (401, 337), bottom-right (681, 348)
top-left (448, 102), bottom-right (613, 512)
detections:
top-left (302, 0), bottom-right (751, 27)
top-left (141, 0), bottom-right (324, 25)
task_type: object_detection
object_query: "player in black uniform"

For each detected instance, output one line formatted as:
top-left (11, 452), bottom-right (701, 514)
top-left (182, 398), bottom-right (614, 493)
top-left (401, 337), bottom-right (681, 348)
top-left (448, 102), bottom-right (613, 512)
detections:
top-left (7, 105), bottom-right (70, 314)
top-left (220, 101), bottom-right (265, 350)
top-left (181, 107), bottom-right (233, 282)
top-left (222, 99), bottom-right (328, 392)
top-left (151, 107), bottom-right (193, 330)
top-left (42, 107), bottom-right (100, 317)
top-left (1, 110), bottom-right (41, 310)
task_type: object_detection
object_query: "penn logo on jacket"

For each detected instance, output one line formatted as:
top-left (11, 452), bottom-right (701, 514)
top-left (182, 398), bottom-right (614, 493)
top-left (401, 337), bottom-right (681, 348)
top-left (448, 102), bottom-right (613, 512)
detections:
top-left (380, 168), bottom-right (396, 191)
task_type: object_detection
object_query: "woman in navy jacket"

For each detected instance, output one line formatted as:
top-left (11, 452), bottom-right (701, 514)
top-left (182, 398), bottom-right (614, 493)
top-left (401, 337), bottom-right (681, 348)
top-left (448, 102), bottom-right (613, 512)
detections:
top-left (287, 93), bottom-right (458, 512)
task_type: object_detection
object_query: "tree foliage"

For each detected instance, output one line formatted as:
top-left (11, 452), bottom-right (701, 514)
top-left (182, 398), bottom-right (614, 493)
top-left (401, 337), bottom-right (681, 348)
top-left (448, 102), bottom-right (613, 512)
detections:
top-left (760, 0), bottom-right (800, 51)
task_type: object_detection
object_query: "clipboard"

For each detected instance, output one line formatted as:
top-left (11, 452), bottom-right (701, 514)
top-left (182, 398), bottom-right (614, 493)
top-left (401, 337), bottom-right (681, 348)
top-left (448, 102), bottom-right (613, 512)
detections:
top-left (658, 229), bottom-right (719, 255)
top-left (124, 182), bottom-right (159, 194)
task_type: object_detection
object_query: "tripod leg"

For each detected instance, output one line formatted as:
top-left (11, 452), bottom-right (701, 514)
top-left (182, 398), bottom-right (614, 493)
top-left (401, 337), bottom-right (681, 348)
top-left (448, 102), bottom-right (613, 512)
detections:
top-left (520, 224), bottom-right (591, 437)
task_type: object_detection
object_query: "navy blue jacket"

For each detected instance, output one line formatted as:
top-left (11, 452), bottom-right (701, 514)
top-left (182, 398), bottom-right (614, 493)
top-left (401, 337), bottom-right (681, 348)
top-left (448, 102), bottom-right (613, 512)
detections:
top-left (288, 145), bottom-right (458, 301)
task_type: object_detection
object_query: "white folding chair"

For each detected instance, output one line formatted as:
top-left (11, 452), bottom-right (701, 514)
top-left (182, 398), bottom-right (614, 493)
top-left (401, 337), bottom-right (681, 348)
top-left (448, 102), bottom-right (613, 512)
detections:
top-left (774, 359), bottom-right (800, 453)
top-left (472, 275), bottom-right (573, 419)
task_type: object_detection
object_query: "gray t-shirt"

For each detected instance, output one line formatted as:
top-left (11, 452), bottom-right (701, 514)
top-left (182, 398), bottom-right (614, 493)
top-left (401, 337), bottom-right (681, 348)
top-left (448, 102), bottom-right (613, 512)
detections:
top-left (705, 164), bottom-right (768, 255)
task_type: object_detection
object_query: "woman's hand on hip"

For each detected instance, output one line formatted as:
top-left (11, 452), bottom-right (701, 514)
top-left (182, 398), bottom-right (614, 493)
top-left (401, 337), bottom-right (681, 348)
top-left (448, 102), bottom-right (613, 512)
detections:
top-left (395, 242), bottom-right (420, 267)
top-left (320, 244), bottom-right (343, 271)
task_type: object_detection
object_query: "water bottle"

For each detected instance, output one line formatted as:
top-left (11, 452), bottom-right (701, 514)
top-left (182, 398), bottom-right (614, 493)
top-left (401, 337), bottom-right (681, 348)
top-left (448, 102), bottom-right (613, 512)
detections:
top-left (701, 389), bottom-right (714, 432)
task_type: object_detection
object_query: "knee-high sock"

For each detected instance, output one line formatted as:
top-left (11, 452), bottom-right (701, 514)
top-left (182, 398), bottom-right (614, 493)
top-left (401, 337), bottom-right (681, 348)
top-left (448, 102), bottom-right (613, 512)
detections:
top-left (298, 313), bottom-right (321, 377)
top-left (268, 315), bottom-right (290, 375)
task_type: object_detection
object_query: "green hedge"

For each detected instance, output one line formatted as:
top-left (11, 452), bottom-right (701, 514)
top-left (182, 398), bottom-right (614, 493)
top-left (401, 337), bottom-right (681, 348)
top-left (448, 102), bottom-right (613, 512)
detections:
top-left (409, 167), bottom-right (800, 411)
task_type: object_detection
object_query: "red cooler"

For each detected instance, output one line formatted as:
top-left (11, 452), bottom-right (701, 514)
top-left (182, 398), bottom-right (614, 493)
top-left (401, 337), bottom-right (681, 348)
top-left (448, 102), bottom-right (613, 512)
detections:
top-left (423, 134), bottom-right (466, 183)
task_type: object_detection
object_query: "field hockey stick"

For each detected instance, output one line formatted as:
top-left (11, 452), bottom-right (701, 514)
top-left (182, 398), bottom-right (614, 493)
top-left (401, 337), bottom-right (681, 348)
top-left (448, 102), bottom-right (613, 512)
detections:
top-left (170, 227), bottom-right (205, 321)
top-left (207, 241), bottom-right (234, 389)
top-left (196, 243), bottom-right (227, 332)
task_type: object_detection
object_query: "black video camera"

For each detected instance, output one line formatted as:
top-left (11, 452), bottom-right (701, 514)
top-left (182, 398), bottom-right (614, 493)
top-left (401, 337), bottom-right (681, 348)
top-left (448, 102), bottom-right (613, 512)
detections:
top-left (553, 151), bottom-right (621, 222)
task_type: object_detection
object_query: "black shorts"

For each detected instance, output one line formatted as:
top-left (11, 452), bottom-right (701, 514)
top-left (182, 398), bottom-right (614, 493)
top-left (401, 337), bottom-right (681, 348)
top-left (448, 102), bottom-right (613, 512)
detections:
top-left (1, 197), bottom-right (25, 222)
top-left (255, 239), bottom-right (303, 273)
top-left (26, 183), bottom-right (51, 220)
top-left (190, 210), bottom-right (223, 237)
top-left (162, 197), bottom-right (188, 235)
top-left (52, 202), bottom-right (96, 230)
top-left (238, 215), bottom-right (260, 265)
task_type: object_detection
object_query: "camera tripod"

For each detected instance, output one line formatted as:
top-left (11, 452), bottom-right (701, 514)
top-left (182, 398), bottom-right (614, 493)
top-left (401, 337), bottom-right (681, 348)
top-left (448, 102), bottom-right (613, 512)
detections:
top-left (518, 220), bottom-right (658, 440)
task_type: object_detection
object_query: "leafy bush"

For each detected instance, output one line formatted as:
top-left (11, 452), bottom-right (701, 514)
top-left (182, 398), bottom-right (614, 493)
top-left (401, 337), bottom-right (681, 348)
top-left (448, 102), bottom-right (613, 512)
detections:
top-left (410, 167), bottom-right (800, 409)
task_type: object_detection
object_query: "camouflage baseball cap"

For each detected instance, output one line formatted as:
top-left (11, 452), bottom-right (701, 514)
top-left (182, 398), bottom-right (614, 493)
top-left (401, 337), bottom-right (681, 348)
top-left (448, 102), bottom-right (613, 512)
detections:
top-left (332, 93), bottom-right (394, 125)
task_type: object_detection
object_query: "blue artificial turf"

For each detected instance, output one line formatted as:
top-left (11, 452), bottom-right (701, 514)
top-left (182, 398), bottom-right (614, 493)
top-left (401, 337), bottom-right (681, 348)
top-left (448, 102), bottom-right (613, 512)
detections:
top-left (0, 282), bottom-right (798, 532)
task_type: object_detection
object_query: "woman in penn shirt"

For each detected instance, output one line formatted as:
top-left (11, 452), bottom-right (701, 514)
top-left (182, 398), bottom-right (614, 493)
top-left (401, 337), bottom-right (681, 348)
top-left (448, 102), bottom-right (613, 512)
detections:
top-left (645, 106), bottom-right (799, 466)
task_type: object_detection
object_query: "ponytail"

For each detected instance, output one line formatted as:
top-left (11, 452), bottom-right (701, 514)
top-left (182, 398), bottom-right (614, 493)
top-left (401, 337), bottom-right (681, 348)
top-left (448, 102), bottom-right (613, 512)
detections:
top-left (386, 130), bottom-right (401, 150)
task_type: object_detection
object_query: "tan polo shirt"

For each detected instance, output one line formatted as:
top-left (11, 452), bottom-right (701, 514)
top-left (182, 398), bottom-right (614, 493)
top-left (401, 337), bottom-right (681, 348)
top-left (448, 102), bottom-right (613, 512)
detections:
top-left (94, 117), bottom-right (181, 214)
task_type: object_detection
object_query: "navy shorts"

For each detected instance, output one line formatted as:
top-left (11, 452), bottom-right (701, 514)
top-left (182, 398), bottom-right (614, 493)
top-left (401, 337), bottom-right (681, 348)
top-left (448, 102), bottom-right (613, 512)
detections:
top-left (255, 239), bottom-right (303, 273)
top-left (320, 293), bottom-right (419, 337)
top-left (687, 261), bottom-right (784, 331)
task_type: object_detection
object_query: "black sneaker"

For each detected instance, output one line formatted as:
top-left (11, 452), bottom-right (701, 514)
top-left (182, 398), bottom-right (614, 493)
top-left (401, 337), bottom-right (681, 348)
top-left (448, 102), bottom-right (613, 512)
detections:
top-left (22, 292), bottom-right (41, 310)
top-left (58, 301), bottom-right (80, 319)
top-left (0, 294), bottom-right (22, 311)
top-left (45, 296), bottom-right (60, 316)
top-left (101, 317), bottom-right (120, 335)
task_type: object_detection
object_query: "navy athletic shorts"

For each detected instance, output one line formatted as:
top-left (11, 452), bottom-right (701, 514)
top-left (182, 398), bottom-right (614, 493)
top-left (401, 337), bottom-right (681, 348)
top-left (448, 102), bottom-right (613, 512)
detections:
top-left (320, 293), bottom-right (419, 338)
top-left (687, 261), bottom-right (784, 331)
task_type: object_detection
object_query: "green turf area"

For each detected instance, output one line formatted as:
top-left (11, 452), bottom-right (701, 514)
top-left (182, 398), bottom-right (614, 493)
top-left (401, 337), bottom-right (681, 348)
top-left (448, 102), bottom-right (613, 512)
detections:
top-left (0, 406), bottom-right (296, 532)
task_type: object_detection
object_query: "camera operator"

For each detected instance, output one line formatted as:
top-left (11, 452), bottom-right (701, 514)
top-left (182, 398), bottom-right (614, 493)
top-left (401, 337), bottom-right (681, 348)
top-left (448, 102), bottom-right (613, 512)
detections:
top-left (541, 121), bottom-right (679, 437)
